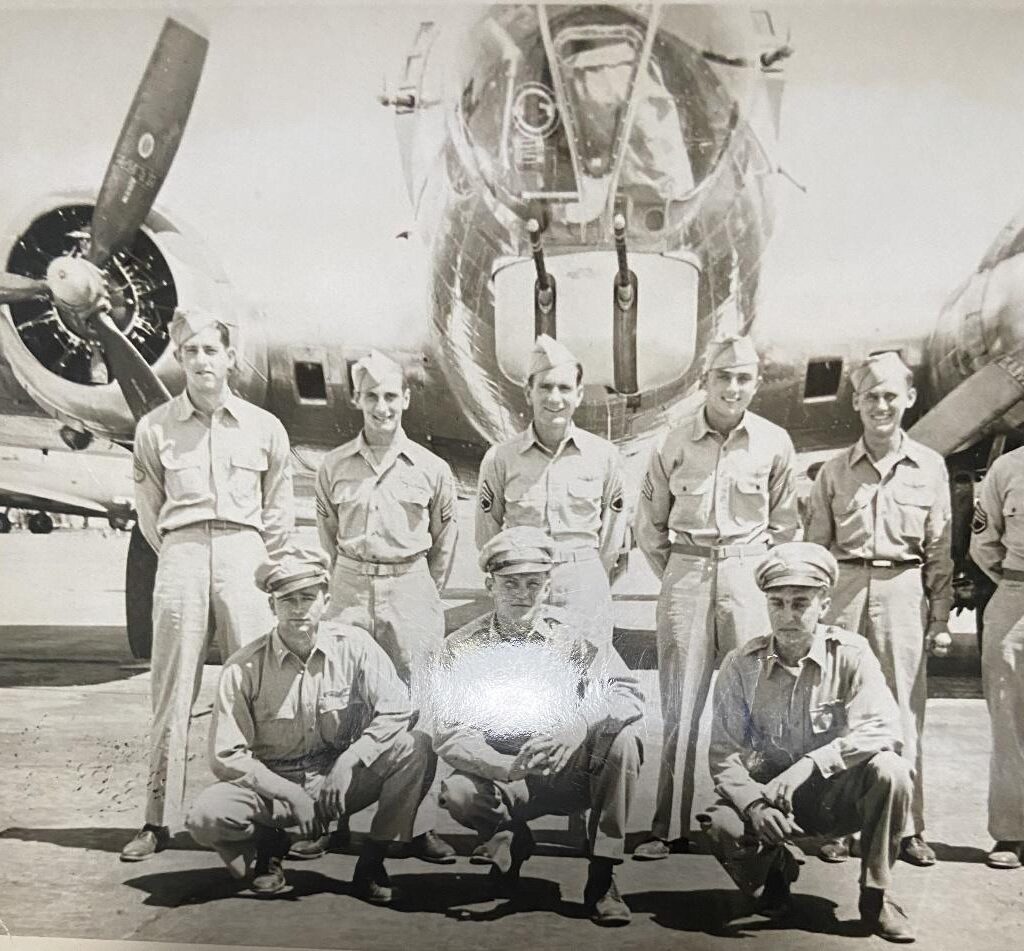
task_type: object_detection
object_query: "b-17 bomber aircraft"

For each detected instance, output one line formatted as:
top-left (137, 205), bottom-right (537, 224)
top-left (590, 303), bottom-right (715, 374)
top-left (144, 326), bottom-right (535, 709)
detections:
top-left (1, 5), bottom-right (1023, 656)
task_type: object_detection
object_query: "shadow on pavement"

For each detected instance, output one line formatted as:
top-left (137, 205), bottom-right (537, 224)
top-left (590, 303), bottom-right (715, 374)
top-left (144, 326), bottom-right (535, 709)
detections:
top-left (0, 826), bottom-right (196, 854)
top-left (389, 871), bottom-right (570, 920)
top-left (626, 888), bottom-right (857, 937)
top-left (929, 842), bottom-right (990, 863)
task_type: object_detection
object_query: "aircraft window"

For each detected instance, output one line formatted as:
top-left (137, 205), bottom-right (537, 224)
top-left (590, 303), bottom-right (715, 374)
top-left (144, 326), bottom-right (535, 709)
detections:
top-left (294, 361), bottom-right (327, 403)
top-left (804, 359), bottom-right (843, 400)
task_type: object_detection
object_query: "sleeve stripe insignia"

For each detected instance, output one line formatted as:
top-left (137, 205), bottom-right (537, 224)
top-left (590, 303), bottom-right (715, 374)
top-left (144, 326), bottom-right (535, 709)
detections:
top-left (971, 500), bottom-right (988, 534)
top-left (480, 480), bottom-right (494, 512)
top-left (641, 473), bottom-right (654, 502)
top-left (440, 500), bottom-right (454, 522)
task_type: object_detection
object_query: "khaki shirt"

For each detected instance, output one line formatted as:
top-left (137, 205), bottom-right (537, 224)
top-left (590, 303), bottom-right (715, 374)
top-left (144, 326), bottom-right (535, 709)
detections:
top-left (428, 609), bottom-right (644, 783)
top-left (805, 434), bottom-right (953, 621)
top-left (315, 429), bottom-right (457, 590)
top-left (209, 621), bottom-right (415, 794)
top-left (634, 403), bottom-right (800, 577)
top-left (970, 445), bottom-right (1024, 582)
top-left (132, 390), bottom-right (293, 556)
top-left (475, 423), bottom-right (627, 572)
top-left (710, 626), bottom-right (903, 813)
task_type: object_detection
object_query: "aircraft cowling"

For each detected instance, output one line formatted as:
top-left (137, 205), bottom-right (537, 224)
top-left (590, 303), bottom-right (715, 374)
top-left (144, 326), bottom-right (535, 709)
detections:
top-left (911, 207), bottom-right (1024, 455)
top-left (0, 194), bottom-right (268, 443)
top-left (397, 5), bottom-right (785, 448)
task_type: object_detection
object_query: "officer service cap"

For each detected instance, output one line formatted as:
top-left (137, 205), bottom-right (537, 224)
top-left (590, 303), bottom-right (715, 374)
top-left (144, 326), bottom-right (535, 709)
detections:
top-left (528, 334), bottom-right (581, 380)
top-left (850, 351), bottom-right (913, 394)
top-left (352, 350), bottom-right (406, 393)
top-left (755, 541), bottom-right (838, 591)
top-left (255, 547), bottom-right (331, 597)
top-left (169, 306), bottom-right (228, 348)
top-left (479, 526), bottom-right (555, 576)
top-left (705, 334), bottom-right (760, 372)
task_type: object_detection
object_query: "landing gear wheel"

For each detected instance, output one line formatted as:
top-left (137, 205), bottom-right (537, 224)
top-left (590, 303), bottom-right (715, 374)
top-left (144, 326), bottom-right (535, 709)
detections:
top-left (126, 524), bottom-right (157, 659)
top-left (0, 512), bottom-right (11, 533)
top-left (28, 512), bottom-right (53, 534)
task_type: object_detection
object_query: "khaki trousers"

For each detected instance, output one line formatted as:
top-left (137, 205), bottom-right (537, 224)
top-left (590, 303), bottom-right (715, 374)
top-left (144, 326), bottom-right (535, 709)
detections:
top-left (699, 751), bottom-right (912, 893)
top-left (652, 550), bottom-right (769, 841)
top-left (326, 557), bottom-right (443, 686)
top-left (186, 730), bottom-right (434, 871)
top-left (146, 524), bottom-right (273, 828)
top-left (981, 578), bottom-right (1024, 840)
top-left (828, 564), bottom-right (927, 834)
top-left (548, 554), bottom-right (614, 649)
top-left (439, 725), bottom-right (642, 861)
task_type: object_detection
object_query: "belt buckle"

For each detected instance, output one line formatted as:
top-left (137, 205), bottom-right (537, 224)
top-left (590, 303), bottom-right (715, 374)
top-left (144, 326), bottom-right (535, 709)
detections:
top-left (871, 559), bottom-right (895, 568)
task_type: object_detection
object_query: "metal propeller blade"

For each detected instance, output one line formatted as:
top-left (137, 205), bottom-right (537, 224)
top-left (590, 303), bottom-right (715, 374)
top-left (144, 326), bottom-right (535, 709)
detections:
top-left (91, 309), bottom-right (171, 420)
top-left (88, 18), bottom-right (208, 267)
top-left (0, 272), bottom-right (51, 305)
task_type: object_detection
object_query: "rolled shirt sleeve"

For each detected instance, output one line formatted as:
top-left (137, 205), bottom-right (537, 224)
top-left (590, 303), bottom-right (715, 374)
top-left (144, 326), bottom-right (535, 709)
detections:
top-left (260, 417), bottom-right (294, 560)
top-left (634, 436), bottom-right (673, 578)
top-left (768, 435), bottom-right (801, 544)
top-left (475, 446), bottom-right (505, 551)
top-left (597, 450), bottom-right (629, 575)
top-left (970, 464), bottom-right (1007, 583)
top-left (427, 463), bottom-right (459, 591)
top-left (922, 464), bottom-right (954, 622)
top-left (132, 416), bottom-right (165, 554)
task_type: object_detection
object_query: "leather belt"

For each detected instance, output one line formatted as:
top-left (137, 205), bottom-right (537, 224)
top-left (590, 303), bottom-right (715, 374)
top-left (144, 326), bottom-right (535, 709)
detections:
top-left (671, 541), bottom-right (768, 561)
top-left (552, 547), bottom-right (600, 564)
top-left (334, 552), bottom-right (424, 577)
top-left (167, 519), bottom-right (254, 534)
top-left (1001, 569), bottom-right (1024, 582)
top-left (838, 558), bottom-right (922, 569)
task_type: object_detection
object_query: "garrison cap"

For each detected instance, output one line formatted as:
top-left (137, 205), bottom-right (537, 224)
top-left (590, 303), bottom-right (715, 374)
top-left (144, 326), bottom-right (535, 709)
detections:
top-left (850, 352), bottom-right (913, 394)
top-left (352, 350), bottom-right (405, 393)
top-left (528, 334), bottom-right (581, 380)
top-left (169, 306), bottom-right (228, 348)
top-left (705, 334), bottom-right (760, 372)
top-left (755, 541), bottom-right (838, 591)
top-left (255, 547), bottom-right (331, 597)
top-left (479, 526), bottom-right (555, 576)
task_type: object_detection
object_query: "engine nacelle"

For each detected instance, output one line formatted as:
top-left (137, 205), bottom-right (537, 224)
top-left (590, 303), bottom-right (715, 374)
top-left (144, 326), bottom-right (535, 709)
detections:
top-left (0, 192), bottom-right (268, 442)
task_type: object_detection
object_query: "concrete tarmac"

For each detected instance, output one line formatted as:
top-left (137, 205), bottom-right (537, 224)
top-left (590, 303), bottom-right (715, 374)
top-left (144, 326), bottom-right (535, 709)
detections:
top-left (0, 504), bottom-right (1019, 951)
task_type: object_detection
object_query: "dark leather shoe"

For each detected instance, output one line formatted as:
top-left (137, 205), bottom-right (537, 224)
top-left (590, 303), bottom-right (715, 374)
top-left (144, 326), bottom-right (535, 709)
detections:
top-left (818, 836), bottom-right (850, 863)
top-left (584, 863), bottom-right (631, 926)
top-left (407, 829), bottom-right (457, 864)
top-left (288, 832), bottom-right (330, 861)
top-left (472, 822), bottom-right (534, 877)
top-left (987, 840), bottom-right (1024, 870)
top-left (120, 825), bottom-right (170, 862)
top-left (899, 835), bottom-right (936, 867)
top-left (859, 887), bottom-right (916, 943)
top-left (353, 854), bottom-right (393, 905)
top-left (632, 836), bottom-right (687, 861)
top-left (251, 828), bottom-right (290, 897)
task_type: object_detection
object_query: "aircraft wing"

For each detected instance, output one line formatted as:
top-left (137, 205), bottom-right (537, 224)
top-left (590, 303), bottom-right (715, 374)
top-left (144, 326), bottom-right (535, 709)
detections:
top-left (0, 451), bottom-right (134, 520)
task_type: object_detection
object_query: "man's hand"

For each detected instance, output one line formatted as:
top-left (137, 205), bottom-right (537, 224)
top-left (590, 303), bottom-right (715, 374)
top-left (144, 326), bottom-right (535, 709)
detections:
top-left (748, 802), bottom-right (803, 846)
top-left (512, 719), bottom-right (587, 777)
top-left (317, 756), bottom-right (355, 821)
top-left (926, 620), bottom-right (952, 658)
top-left (763, 756), bottom-right (816, 816)
top-left (279, 786), bottom-right (320, 840)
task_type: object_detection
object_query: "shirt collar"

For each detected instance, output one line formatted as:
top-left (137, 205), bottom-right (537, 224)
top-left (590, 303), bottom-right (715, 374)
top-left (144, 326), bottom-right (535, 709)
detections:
top-left (692, 404), bottom-right (749, 442)
top-left (763, 626), bottom-right (831, 676)
top-left (269, 625), bottom-right (325, 667)
top-left (353, 428), bottom-right (414, 465)
top-left (849, 431), bottom-right (918, 467)
top-left (519, 421), bottom-right (580, 456)
top-left (174, 388), bottom-right (242, 422)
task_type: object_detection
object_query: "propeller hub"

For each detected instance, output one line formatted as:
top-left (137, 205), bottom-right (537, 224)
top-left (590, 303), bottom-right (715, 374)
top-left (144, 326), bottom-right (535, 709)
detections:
top-left (46, 256), bottom-right (106, 338)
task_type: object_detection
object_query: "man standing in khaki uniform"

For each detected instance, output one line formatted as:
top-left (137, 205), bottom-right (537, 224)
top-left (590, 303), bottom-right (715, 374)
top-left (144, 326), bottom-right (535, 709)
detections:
top-left (187, 549), bottom-right (435, 903)
top-left (123, 307), bottom-right (294, 861)
top-left (970, 446), bottom-right (1024, 871)
top-left (315, 350), bottom-right (457, 863)
top-left (633, 335), bottom-right (800, 859)
top-left (475, 335), bottom-right (627, 648)
top-left (806, 352), bottom-right (952, 867)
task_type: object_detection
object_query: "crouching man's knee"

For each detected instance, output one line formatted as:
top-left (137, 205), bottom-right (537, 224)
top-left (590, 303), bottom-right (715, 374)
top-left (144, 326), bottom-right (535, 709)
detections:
top-left (439, 772), bottom-right (489, 824)
top-left (865, 750), bottom-right (913, 796)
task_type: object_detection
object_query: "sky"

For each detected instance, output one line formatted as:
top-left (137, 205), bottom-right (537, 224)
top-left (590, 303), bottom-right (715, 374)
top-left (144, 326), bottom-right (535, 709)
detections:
top-left (3, 1), bottom-right (1024, 352)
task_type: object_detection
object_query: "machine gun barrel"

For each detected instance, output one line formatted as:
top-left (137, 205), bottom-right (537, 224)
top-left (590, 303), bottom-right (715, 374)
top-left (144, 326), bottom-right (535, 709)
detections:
top-left (528, 218), bottom-right (556, 337)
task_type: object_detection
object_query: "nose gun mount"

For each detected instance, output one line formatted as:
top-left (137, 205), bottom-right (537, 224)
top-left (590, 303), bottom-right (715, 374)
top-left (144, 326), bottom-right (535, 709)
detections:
top-left (528, 218), bottom-right (557, 339)
top-left (612, 214), bottom-right (639, 396)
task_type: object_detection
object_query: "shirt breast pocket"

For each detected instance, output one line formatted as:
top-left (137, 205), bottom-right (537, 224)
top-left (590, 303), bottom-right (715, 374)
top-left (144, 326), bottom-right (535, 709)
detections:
top-left (834, 484), bottom-right (874, 536)
top-left (891, 481), bottom-right (932, 541)
top-left (1002, 489), bottom-right (1024, 547)
top-left (159, 449), bottom-right (206, 501)
top-left (394, 474), bottom-right (432, 526)
top-left (668, 469), bottom-right (712, 525)
top-left (229, 449), bottom-right (268, 505)
top-left (730, 472), bottom-right (770, 525)
top-left (566, 475), bottom-right (602, 523)
top-left (506, 481), bottom-right (546, 528)
top-left (330, 480), bottom-right (363, 509)
top-left (810, 700), bottom-right (847, 735)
